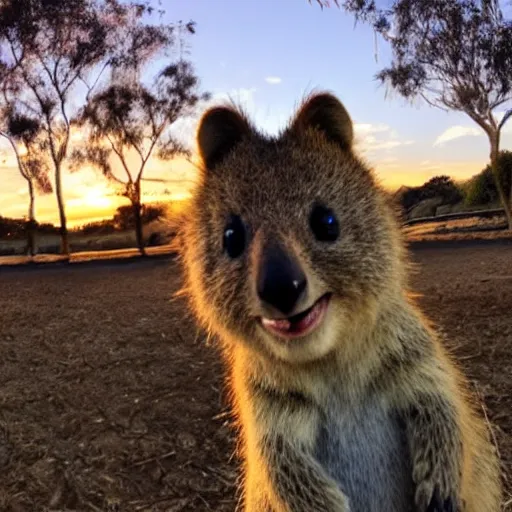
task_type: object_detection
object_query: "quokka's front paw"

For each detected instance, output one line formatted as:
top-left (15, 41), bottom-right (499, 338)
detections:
top-left (416, 482), bottom-right (463, 512)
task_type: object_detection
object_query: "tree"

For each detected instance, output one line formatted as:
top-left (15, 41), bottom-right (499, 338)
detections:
top-left (0, 0), bottom-right (153, 256)
top-left (422, 176), bottom-right (463, 205)
top-left (465, 150), bottom-right (512, 206)
top-left (311, 0), bottom-right (512, 228)
top-left (0, 106), bottom-right (52, 255)
top-left (396, 175), bottom-right (463, 213)
top-left (73, 25), bottom-right (209, 255)
top-left (112, 203), bottom-right (165, 231)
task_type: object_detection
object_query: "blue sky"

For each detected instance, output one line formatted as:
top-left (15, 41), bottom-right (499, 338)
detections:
top-left (165, 0), bottom-right (511, 176)
top-left (1, 0), bottom-right (511, 225)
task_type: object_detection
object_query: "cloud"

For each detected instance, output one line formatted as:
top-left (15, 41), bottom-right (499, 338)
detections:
top-left (174, 95), bottom-right (416, 163)
top-left (368, 140), bottom-right (414, 150)
top-left (354, 123), bottom-right (389, 135)
top-left (417, 160), bottom-right (442, 171)
top-left (265, 76), bottom-right (282, 85)
top-left (434, 111), bottom-right (512, 146)
top-left (353, 122), bottom-right (414, 154)
top-left (433, 125), bottom-right (482, 146)
top-left (173, 90), bottom-right (419, 158)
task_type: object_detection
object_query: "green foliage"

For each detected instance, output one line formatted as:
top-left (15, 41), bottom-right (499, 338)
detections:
top-left (0, 215), bottom-right (58, 239)
top-left (422, 176), bottom-right (463, 204)
top-left (73, 59), bottom-right (208, 199)
top-left (0, 107), bottom-right (52, 194)
top-left (112, 204), bottom-right (165, 231)
top-left (319, 0), bottom-right (512, 116)
top-left (75, 220), bottom-right (117, 236)
top-left (465, 151), bottom-right (512, 206)
top-left (398, 175), bottom-right (463, 212)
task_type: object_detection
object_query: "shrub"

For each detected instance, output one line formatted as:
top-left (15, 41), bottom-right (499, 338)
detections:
top-left (398, 175), bottom-right (463, 213)
top-left (465, 151), bottom-right (512, 207)
top-left (422, 176), bottom-right (463, 205)
top-left (112, 204), bottom-right (166, 231)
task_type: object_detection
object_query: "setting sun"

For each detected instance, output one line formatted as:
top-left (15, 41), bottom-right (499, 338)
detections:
top-left (82, 187), bottom-right (115, 209)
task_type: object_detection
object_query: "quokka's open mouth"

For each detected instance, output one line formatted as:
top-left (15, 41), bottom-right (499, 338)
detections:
top-left (260, 293), bottom-right (331, 339)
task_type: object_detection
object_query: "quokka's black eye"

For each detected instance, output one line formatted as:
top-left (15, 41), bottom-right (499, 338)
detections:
top-left (223, 215), bottom-right (246, 258)
top-left (309, 205), bottom-right (339, 242)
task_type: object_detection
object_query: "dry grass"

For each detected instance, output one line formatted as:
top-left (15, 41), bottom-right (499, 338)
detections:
top-left (404, 215), bottom-right (512, 243)
top-left (0, 231), bottom-right (137, 256)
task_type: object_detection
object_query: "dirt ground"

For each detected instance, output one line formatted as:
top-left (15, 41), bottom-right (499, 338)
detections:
top-left (0, 242), bottom-right (511, 511)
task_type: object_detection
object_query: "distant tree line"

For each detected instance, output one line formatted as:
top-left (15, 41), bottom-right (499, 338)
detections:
top-left (0, 203), bottom-right (166, 242)
top-left (4, 152), bottom-right (510, 250)
top-left (0, 216), bottom-right (58, 240)
top-left (0, 0), bottom-right (208, 258)
top-left (396, 150), bottom-right (512, 218)
top-left (398, 176), bottom-right (464, 214)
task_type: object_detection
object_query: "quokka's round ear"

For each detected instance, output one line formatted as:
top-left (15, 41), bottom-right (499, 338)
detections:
top-left (288, 92), bottom-right (353, 151)
top-left (197, 106), bottom-right (251, 170)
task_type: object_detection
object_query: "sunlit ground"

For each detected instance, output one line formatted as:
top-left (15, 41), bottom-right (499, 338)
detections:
top-left (0, 244), bottom-right (510, 510)
top-left (403, 216), bottom-right (511, 240)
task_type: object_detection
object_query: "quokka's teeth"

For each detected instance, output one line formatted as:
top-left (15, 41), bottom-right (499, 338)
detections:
top-left (261, 317), bottom-right (291, 332)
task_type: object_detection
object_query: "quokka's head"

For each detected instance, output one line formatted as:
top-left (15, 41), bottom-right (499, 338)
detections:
top-left (180, 92), bottom-right (405, 364)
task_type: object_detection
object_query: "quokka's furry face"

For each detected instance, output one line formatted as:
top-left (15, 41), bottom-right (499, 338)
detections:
top-left (181, 93), bottom-right (404, 363)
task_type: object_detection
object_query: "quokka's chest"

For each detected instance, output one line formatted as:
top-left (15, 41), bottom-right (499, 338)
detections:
top-left (314, 400), bottom-right (415, 512)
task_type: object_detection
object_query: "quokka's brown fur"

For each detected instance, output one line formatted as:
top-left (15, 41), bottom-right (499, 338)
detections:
top-left (177, 92), bottom-right (502, 511)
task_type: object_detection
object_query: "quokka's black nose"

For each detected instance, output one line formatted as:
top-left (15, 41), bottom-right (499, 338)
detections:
top-left (257, 242), bottom-right (307, 315)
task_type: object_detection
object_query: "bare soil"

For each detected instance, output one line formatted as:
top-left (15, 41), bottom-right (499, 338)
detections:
top-left (0, 243), bottom-right (510, 511)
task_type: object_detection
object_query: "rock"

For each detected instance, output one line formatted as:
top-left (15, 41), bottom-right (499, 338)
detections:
top-left (436, 204), bottom-right (453, 215)
top-left (408, 197), bottom-right (444, 219)
top-left (449, 201), bottom-right (467, 213)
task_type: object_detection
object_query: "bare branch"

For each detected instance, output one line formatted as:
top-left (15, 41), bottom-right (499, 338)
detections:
top-left (80, 60), bottom-right (110, 102)
top-left (105, 134), bottom-right (134, 183)
top-left (419, 92), bottom-right (449, 112)
top-left (498, 109), bottom-right (512, 132)
top-left (0, 131), bottom-right (29, 180)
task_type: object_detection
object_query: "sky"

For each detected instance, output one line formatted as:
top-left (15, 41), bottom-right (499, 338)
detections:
top-left (1, 0), bottom-right (511, 226)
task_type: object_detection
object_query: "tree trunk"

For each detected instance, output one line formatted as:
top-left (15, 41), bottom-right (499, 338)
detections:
top-left (26, 179), bottom-right (36, 257)
top-left (55, 162), bottom-right (70, 256)
top-left (133, 190), bottom-right (146, 256)
top-left (489, 132), bottom-right (512, 230)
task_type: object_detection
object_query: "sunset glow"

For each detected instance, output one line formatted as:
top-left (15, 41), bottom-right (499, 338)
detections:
top-left (71, 187), bottom-right (115, 210)
top-left (1, 1), bottom-right (510, 228)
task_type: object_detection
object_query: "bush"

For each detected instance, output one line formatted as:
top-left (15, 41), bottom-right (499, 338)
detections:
top-left (398, 175), bottom-right (463, 213)
top-left (465, 151), bottom-right (512, 207)
top-left (422, 176), bottom-right (463, 205)
top-left (113, 203), bottom-right (166, 231)
top-left (0, 216), bottom-right (59, 239)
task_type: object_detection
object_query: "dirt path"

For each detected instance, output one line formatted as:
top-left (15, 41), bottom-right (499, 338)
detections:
top-left (0, 244), bottom-right (510, 511)
top-left (409, 243), bottom-right (512, 509)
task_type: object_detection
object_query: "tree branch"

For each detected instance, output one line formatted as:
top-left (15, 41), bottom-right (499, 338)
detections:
top-left (0, 131), bottom-right (30, 181)
top-left (420, 92), bottom-right (449, 111)
top-left (7, 38), bottom-right (60, 166)
top-left (132, 142), bottom-right (146, 164)
top-left (464, 108), bottom-right (493, 135)
top-left (105, 134), bottom-right (133, 183)
top-left (80, 60), bottom-right (110, 102)
top-left (136, 125), bottom-right (165, 183)
top-left (498, 109), bottom-right (512, 131)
